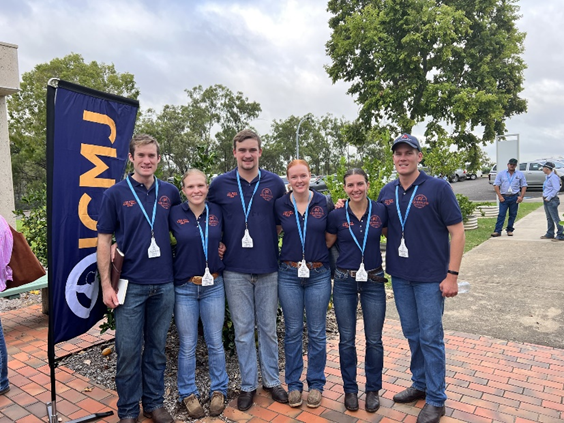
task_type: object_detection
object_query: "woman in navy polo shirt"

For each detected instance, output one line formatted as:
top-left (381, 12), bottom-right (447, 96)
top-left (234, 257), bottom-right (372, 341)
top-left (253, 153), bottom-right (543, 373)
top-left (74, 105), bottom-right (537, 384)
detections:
top-left (169, 169), bottom-right (228, 419)
top-left (275, 159), bottom-right (332, 409)
top-left (326, 168), bottom-right (388, 413)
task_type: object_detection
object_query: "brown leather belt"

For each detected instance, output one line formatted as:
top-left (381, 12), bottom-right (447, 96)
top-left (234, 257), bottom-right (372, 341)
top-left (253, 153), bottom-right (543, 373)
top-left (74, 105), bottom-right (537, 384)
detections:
top-left (188, 273), bottom-right (220, 285)
top-left (337, 266), bottom-right (387, 282)
top-left (284, 261), bottom-right (324, 270)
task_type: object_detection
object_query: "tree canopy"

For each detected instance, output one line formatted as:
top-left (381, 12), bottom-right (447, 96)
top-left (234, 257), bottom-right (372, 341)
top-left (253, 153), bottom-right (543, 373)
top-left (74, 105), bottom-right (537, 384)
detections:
top-left (8, 53), bottom-right (139, 203)
top-left (325, 0), bottom-right (527, 148)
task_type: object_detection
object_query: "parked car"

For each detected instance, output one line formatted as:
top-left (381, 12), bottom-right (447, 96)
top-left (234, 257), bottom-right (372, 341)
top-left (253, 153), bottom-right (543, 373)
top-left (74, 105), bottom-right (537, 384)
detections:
top-left (488, 164), bottom-right (497, 184)
top-left (449, 168), bottom-right (467, 183)
top-left (310, 175), bottom-right (328, 192)
top-left (466, 170), bottom-right (482, 180)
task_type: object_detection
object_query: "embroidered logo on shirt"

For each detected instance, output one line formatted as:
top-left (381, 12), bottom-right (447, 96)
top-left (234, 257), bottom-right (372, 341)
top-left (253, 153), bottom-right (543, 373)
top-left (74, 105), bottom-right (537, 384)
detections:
top-left (310, 206), bottom-right (324, 219)
top-left (208, 215), bottom-right (219, 226)
top-left (260, 188), bottom-right (273, 201)
top-left (283, 210), bottom-right (294, 217)
top-left (177, 218), bottom-right (190, 225)
top-left (123, 200), bottom-right (137, 207)
top-left (227, 192), bottom-right (238, 198)
top-left (158, 196), bottom-right (171, 209)
top-left (384, 199), bottom-right (394, 206)
top-left (412, 194), bottom-right (429, 209)
top-left (370, 215), bottom-right (382, 228)
top-left (342, 222), bottom-right (354, 228)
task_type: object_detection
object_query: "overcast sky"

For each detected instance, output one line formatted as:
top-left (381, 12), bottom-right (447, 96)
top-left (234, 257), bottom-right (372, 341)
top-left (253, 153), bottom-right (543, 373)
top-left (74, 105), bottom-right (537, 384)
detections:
top-left (1, 0), bottom-right (562, 162)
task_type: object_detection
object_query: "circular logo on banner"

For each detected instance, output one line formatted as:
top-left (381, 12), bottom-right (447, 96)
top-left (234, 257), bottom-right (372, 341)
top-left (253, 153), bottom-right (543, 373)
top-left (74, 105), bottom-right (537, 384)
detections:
top-left (65, 252), bottom-right (99, 319)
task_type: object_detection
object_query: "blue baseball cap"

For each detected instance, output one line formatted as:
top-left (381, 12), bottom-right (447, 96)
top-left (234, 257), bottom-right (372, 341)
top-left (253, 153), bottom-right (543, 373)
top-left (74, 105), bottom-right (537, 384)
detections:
top-left (392, 134), bottom-right (421, 151)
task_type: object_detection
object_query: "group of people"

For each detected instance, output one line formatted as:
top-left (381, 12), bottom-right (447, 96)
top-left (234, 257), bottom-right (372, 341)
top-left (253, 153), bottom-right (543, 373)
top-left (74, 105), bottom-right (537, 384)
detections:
top-left (491, 158), bottom-right (563, 241)
top-left (96, 131), bottom-right (465, 423)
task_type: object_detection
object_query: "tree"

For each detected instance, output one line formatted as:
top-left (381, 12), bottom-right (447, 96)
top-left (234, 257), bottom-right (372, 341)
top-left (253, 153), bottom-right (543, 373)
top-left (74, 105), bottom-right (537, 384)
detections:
top-left (137, 85), bottom-right (261, 176)
top-left (8, 53), bottom-right (139, 205)
top-left (326, 0), bottom-right (527, 149)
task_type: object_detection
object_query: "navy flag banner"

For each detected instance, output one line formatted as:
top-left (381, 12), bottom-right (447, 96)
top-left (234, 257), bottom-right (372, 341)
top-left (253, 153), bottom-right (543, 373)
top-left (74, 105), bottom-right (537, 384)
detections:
top-left (46, 79), bottom-right (138, 345)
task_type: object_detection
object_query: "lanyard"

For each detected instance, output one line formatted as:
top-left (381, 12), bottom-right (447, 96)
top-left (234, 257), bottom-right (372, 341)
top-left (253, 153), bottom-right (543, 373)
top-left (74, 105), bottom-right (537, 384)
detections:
top-left (236, 170), bottom-right (261, 227)
top-left (506, 171), bottom-right (516, 189)
top-left (395, 185), bottom-right (419, 236)
top-left (292, 191), bottom-right (312, 260)
top-left (126, 176), bottom-right (159, 236)
top-left (196, 204), bottom-right (209, 264)
top-left (345, 199), bottom-right (372, 260)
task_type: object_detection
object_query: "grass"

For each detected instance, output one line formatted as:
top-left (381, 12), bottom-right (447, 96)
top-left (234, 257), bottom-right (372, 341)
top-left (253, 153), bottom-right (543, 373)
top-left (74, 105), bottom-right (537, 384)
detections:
top-left (464, 202), bottom-right (543, 252)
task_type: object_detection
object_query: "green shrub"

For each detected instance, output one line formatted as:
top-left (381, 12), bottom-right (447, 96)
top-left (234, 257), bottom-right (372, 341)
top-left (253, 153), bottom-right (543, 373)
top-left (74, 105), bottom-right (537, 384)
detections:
top-left (455, 194), bottom-right (477, 223)
top-left (13, 185), bottom-right (47, 266)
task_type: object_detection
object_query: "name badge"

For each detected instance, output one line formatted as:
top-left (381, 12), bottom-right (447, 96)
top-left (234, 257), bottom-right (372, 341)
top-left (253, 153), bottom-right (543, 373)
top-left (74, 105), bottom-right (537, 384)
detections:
top-left (202, 267), bottom-right (214, 286)
top-left (356, 262), bottom-right (368, 282)
top-left (298, 260), bottom-right (310, 278)
top-left (242, 228), bottom-right (254, 248)
top-left (148, 237), bottom-right (161, 258)
top-left (398, 237), bottom-right (409, 258)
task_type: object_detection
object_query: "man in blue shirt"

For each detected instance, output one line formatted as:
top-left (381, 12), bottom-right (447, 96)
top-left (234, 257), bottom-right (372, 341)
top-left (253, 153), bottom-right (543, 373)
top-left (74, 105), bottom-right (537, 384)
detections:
top-left (491, 158), bottom-right (527, 237)
top-left (97, 134), bottom-right (181, 423)
top-left (540, 162), bottom-right (564, 241)
top-left (378, 134), bottom-right (465, 423)
top-left (208, 129), bottom-right (288, 411)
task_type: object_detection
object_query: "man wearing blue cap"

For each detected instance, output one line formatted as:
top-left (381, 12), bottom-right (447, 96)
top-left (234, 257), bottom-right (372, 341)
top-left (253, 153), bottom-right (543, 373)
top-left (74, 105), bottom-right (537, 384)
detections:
top-left (491, 158), bottom-right (527, 237)
top-left (378, 133), bottom-right (465, 423)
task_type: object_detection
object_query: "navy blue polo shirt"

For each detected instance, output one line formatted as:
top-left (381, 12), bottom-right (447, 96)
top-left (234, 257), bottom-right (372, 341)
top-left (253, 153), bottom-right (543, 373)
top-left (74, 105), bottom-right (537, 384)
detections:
top-left (97, 176), bottom-right (181, 284)
top-left (327, 199), bottom-right (387, 270)
top-left (275, 190), bottom-right (330, 266)
top-left (377, 171), bottom-right (462, 282)
top-left (208, 168), bottom-right (286, 274)
top-left (169, 201), bottom-right (225, 285)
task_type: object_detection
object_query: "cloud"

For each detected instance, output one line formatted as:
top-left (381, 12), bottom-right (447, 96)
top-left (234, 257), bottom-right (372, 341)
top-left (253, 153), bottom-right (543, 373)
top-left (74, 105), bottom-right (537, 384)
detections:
top-left (0, 0), bottom-right (562, 160)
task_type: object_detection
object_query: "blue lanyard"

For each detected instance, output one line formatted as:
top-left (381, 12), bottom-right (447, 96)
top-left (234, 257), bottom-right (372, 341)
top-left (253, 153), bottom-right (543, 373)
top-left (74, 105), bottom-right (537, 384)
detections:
top-left (236, 170), bottom-right (261, 226)
top-left (395, 185), bottom-right (419, 236)
top-left (506, 171), bottom-right (516, 189)
top-left (126, 176), bottom-right (159, 236)
top-left (345, 199), bottom-right (372, 260)
top-left (292, 192), bottom-right (311, 260)
top-left (196, 204), bottom-right (209, 264)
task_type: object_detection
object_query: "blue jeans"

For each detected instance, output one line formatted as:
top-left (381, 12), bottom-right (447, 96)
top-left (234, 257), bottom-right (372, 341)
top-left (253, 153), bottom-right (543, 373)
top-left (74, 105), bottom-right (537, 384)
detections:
top-left (278, 263), bottom-right (331, 393)
top-left (175, 276), bottom-right (228, 400)
top-left (0, 319), bottom-right (9, 391)
top-left (223, 271), bottom-right (280, 392)
top-left (333, 269), bottom-right (386, 394)
top-left (543, 196), bottom-right (564, 239)
top-left (114, 282), bottom-right (175, 419)
top-left (392, 277), bottom-right (446, 407)
top-left (494, 194), bottom-right (519, 233)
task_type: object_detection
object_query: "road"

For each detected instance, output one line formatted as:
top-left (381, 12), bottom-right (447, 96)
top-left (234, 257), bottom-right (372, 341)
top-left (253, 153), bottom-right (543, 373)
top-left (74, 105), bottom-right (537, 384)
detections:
top-left (449, 176), bottom-right (543, 201)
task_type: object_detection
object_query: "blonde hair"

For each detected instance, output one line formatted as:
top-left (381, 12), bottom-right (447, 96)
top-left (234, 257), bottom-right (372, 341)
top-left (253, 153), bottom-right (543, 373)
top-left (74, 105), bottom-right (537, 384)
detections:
top-left (181, 169), bottom-right (207, 187)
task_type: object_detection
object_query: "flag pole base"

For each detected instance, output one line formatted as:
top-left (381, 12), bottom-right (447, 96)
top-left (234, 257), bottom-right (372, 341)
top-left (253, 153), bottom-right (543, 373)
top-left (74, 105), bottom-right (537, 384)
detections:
top-left (46, 401), bottom-right (113, 423)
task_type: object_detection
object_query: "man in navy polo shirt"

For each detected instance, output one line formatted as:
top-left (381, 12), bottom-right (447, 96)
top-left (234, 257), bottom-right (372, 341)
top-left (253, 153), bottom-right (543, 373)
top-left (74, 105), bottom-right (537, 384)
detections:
top-left (377, 134), bottom-right (465, 423)
top-left (97, 134), bottom-right (181, 423)
top-left (208, 129), bottom-right (288, 411)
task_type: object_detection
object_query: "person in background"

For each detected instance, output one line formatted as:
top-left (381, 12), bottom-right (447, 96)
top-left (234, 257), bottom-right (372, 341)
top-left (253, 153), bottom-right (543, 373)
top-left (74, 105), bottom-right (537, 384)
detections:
top-left (0, 215), bottom-right (12, 396)
top-left (169, 169), bottom-right (228, 418)
top-left (275, 160), bottom-right (331, 409)
top-left (326, 168), bottom-right (388, 414)
top-left (540, 162), bottom-right (564, 241)
top-left (378, 133), bottom-right (465, 423)
top-left (491, 158), bottom-right (527, 237)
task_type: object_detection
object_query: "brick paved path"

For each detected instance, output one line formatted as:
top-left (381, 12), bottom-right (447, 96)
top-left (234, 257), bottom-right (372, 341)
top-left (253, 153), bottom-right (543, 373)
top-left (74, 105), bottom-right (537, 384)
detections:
top-left (0, 304), bottom-right (563, 422)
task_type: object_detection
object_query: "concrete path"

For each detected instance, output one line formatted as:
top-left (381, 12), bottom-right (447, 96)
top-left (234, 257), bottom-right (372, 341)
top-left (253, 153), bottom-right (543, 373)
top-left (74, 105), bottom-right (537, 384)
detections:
top-left (386, 194), bottom-right (564, 350)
